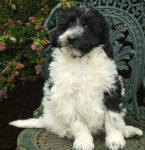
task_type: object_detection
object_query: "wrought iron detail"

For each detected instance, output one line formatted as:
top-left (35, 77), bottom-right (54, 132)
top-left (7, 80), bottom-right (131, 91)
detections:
top-left (34, 129), bottom-right (73, 150)
top-left (17, 127), bottom-right (145, 150)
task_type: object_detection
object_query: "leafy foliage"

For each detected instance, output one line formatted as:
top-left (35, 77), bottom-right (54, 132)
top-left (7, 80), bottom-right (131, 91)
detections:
top-left (0, 0), bottom-right (73, 100)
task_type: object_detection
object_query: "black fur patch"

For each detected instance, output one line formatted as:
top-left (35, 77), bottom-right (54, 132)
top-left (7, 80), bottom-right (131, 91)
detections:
top-left (51, 5), bottom-right (113, 59)
top-left (104, 77), bottom-right (123, 112)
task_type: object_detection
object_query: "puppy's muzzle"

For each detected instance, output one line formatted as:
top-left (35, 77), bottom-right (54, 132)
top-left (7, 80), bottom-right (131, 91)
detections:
top-left (58, 26), bottom-right (84, 47)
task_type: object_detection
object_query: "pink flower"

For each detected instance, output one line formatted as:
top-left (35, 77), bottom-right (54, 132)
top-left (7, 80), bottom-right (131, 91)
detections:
top-left (35, 65), bottom-right (42, 74)
top-left (35, 23), bottom-right (41, 30)
top-left (0, 76), bottom-right (5, 81)
top-left (16, 63), bottom-right (24, 69)
top-left (26, 23), bottom-right (30, 26)
top-left (15, 71), bottom-right (19, 76)
top-left (8, 62), bottom-right (12, 65)
top-left (31, 43), bottom-right (37, 50)
top-left (39, 46), bottom-right (44, 51)
top-left (17, 20), bottom-right (22, 25)
top-left (8, 79), bottom-right (11, 83)
top-left (8, 19), bottom-right (13, 24)
top-left (10, 37), bottom-right (16, 43)
top-left (4, 23), bottom-right (9, 26)
top-left (12, 84), bottom-right (15, 88)
top-left (10, 71), bottom-right (19, 79)
top-left (42, 58), bottom-right (46, 62)
top-left (36, 46), bottom-right (44, 55)
top-left (29, 17), bottom-right (35, 23)
top-left (4, 67), bottom-right (11, 72)
top-left (40, 18), bottom-right (45, 22)
top-left (36, 50), bottom-right (41, 56)
top-left (42, 40), bottom-right (47, 46)
top-left (42, 39), bottom-right (50, 46)
top-left (0, 42), bottom-right (6, 51)
top-left (11, 4), bottom-right (16, 10)
top-left (41, 8), bottom-right (44, 11)
top-left (45, 39), bottom-right (50, 44)
top-left (19, 38), bottom-right (24, 43)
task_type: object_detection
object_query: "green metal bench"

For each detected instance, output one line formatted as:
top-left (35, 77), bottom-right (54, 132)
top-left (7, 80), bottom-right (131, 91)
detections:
top-left (17, 0), bottom-right (145, 149)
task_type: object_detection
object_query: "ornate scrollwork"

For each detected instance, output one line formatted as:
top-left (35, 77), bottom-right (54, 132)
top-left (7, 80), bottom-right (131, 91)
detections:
top-left (34, 129), bottom-right (72, 150)
top-left (17, 128), bottom-right (145, 150)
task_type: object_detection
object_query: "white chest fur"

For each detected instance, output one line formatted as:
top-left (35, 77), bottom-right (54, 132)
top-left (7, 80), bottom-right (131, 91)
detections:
top-left (48, 46), bottom-right (117, 132)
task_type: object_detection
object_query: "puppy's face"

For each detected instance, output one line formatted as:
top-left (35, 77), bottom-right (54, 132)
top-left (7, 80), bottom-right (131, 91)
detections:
top-left (51, 6), bottom-right (111, 57)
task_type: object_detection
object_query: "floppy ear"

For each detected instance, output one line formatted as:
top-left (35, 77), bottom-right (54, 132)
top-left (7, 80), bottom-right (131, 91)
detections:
top-left (104, 23), bottom-right (114, 59)
top-left (90, 9), bottom-right (114, 59)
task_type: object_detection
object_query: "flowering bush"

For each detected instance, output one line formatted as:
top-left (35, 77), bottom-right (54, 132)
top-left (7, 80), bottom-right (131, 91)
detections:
top-left (0, 0), bottom-right (73, 100)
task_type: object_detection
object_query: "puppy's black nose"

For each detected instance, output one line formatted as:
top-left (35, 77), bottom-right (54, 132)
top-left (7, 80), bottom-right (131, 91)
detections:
top-left (67, 37), bottom-right (77, 44)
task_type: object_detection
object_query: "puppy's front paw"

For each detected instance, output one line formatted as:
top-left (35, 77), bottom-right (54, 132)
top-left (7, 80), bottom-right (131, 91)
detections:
top-left (57, 128), bottom-right (73, 139)
top-left (65, 129), bottom-right (73, 139)
top-left (106, 133), bottom-right (126, 150)
top-left (73, 135), bottom-right (94, 150)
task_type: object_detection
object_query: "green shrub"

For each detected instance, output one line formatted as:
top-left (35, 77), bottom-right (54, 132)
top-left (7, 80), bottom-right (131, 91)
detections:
top-left (0, 0), bottom-right (74, 100)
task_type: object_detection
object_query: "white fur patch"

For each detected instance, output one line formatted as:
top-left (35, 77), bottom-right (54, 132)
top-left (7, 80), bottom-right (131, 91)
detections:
top-left (58, 26), bottom-right (84, 47)
top-left (9, 45), bottom-right (143, 150)
top-left (46, 46), bottom-right (117, 134)
top-left (105, 111), bottom-right (126, 150)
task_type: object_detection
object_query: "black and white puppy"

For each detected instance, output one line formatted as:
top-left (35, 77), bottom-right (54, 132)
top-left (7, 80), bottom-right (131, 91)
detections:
top-left (10, 6), bottom-right (143, 150)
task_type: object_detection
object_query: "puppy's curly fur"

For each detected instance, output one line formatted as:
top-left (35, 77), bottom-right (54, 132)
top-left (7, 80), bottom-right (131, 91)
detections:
top-left (10, 5), bottom-right (142, 150)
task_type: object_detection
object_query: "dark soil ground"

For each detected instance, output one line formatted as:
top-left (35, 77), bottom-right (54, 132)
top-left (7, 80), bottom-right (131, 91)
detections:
top-left (0, 78), bottom-right (44, 150)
